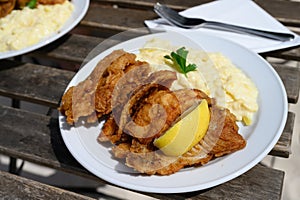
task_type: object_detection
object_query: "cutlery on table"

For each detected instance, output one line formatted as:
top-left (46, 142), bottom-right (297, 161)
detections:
top-left (154, 3), bottom-right (295, 42)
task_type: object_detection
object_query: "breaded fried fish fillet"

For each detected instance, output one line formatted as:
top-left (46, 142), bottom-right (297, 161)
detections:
top-left (98, 69), bottom-right (177, 143)
top-left (0, 0), bottom-right (15, 18)
top-left (59, 50), bottom-right (148, 124)
top-left (99, 83), bottom-right (245, 175)
top-left (59, 49), bottom-right (247, 176)
top-left (99, 86), bottom-right (213, 145)
top-left (125, 88), bottom-right (212, 144)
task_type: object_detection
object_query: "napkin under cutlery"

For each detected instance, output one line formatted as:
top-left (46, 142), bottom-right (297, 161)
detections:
top-left (145, 0), bottom-right (300, 53)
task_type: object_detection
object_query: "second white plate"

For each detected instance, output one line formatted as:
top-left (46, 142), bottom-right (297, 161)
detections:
top-left (0, 0), bottom-right (89, 60)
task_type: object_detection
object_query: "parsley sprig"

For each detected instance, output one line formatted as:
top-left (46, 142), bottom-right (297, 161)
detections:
top-left (164, 47), bottom-right (197, 77)
top-left (27, 0), bottom-right (37, 9)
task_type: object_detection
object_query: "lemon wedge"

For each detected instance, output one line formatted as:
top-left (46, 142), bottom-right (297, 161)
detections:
top-left (153, 99), bottom-right (210, 156)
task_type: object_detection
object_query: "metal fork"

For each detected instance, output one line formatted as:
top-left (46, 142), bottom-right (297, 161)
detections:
top-left (154, 3), bottom-right (295, 42)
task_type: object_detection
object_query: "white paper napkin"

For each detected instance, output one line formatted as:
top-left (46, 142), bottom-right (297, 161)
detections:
top-left (145, 0), bottom-right (300, 53)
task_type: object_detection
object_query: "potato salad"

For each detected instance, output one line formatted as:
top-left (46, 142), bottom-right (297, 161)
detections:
top-left (136, 38), bottom-right (259, 125)
top-left (0, 1), bottom-right (74, 52)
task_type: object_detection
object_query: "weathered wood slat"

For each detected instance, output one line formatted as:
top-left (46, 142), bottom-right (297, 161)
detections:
top-left (273, 64), bottom-right (300, 103)
top-left (149, 163), bottom-right (283, 200)
top-left (96, 0), bottom-right (300, 25)
top-left (263, 47), bottom-right (300, 62)
top-left (0, 105), bottom-right (285, 199)
top-left (1, 58), bottom-right (299, 107)
top-left (270, 112), bottom-right (294, 158)
top-left (20, 1), bottom-right (299, 62)
top-left (27, 33), bottom-right (300, 76)
top-left (81, 2), bottom-right (156, 31)
top-left (81, 1), bottom-right (300, 61)
top-left (0, 170), bottom-right (94, 200)
top-left (255, 0), bottom-right (300, 26)
top-left (0, 105), bottom-right (92, 179)
top-left (28, 34), bottom-right (130, 67)
top-left (0, 104), bottom-right (293, 165)
top-left (29, 34), bottom-right (105, 64)
top-left (0, 60), bottom-right (75, 108)
top-left (95, 0), bottom-right (210, 10)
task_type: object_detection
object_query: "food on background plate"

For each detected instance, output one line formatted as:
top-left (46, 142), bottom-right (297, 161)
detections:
top-left (59, 41), bottom-right (253, 175)
top-left (0, 0), bottom-right (73, 52)
top-left (0, 0), bottom-right (15, 18)
top-left (0, 0), bottom-right (66, 17)
top-left (16, 0), bottom-right (66, 9)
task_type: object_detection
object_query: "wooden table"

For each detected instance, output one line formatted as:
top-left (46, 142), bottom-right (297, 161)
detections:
top-left (1, 0), bottom-right (300, 199)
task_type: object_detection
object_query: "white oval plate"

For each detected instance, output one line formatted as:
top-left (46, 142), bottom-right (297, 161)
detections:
top-left (0, 0), bottom-right (89, 60)
top-left (59, 31), bottom-right (288, 193)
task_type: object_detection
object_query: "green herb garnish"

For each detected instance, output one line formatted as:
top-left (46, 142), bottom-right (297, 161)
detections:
top-left (164, 47), bottom-right (197, 77)
top-left (27, 0), bottom-right (37, 9)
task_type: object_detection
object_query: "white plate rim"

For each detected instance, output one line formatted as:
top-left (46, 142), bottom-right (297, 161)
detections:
top-left (59, 31), bottom-right (288, 193)
top-left (0, 0), bottom-right (90, 60)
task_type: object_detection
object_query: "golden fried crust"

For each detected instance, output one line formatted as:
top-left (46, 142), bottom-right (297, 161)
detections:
top-left (125, 89), bottom-right (181, 143)
top-left (210, 107), bottom-right (246, 157)
top-left (112, 143), bottom-right (131, 159)
top-left (94, 55), bottom-right (143, 116)
top-left (125, 88), bottom-right (212, 144)
top-left (98, 70), bottom-right (178, 145)
top-left (99, 87), bottom-right (214, 146)
top-left (110, 70), bottom-right (177, 144)
top-left (111, 62), bottom-right (152, 120)
top-left (97, 115), bottom-right (117, 143)
top-left (126, 152), bottom-right (213, 175)
top-left (59, 50), bottom-right (128, 124)
top-left (0, 0), bottom-right (15, 18)
top-left (59, 86), bottom-right (74, 124)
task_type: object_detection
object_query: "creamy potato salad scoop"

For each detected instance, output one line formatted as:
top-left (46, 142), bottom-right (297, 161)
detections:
top-left (0, 1), bottom-right (73, 52)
